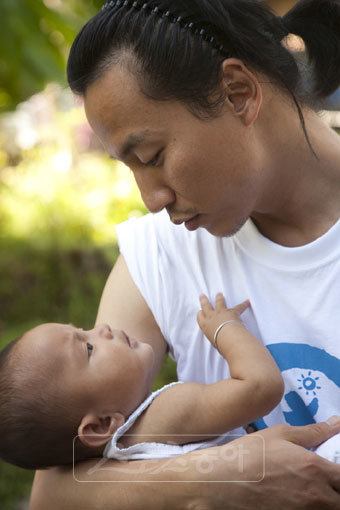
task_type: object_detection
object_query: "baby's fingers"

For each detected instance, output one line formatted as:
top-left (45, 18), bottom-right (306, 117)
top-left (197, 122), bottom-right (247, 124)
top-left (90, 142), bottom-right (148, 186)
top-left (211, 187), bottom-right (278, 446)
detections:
top-left (215, 292), bottom-right (227, 310)
top-left (233, 300), bottom-right (250, 315)
top-left (199, 294), bottom-right (213, 312)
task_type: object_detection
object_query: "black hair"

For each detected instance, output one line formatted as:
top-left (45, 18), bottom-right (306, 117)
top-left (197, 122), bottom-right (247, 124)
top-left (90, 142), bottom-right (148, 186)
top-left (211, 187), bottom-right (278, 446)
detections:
top-left (0, 334), bottom-right (95, 470)
top-left (67, 0), bottom-right (340, 122)
top-left (284, 0), bottom-right (340, 100)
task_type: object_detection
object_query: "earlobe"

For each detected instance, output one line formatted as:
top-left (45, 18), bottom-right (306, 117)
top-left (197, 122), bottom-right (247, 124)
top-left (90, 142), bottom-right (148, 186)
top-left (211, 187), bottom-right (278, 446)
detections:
top-left (221, 58), bottom-right (262, 126)
top-left (78, 412), bottom-right (125, 448)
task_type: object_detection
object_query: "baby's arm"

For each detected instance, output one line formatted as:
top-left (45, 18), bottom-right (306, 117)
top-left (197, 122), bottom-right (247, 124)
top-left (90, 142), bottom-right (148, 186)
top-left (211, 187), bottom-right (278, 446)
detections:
top-left (133, 293), bottom-right (284, 445)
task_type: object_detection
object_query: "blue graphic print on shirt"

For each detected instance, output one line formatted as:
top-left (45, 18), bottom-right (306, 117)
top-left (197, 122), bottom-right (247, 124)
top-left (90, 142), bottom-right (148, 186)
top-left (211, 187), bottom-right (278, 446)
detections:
top-left (254, 343), bottom-right (340, 430)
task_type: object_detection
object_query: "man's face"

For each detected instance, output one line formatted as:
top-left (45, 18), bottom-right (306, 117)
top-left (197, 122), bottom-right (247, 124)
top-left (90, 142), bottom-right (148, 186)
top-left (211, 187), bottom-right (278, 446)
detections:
top-left (20, 323), bottom-right (154, 416)
top-left (84, 63), bottom-right (266, 237)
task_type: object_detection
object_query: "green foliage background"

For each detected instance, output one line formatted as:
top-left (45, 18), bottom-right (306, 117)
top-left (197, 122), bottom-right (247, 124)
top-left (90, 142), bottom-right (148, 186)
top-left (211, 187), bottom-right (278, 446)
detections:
top-left (0, 0), bottom-right (103, 111)
top-left (0, 2), bottom-right (176, 508)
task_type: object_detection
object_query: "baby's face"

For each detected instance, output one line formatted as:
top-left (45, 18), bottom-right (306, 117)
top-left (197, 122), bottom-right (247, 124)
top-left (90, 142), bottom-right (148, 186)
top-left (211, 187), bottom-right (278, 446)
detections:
top-left (20, 323), bottom-right (155, 416)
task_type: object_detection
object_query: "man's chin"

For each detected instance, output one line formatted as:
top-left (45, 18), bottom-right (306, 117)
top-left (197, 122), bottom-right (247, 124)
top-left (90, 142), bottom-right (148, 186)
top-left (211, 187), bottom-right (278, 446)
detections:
top-left (204, 217), bottom-right (249, 238)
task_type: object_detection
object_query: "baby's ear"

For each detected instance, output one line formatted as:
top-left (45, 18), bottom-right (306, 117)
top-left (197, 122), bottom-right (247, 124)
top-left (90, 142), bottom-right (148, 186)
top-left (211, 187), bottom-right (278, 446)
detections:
top-left (78, 412), bottom-right (125, 448)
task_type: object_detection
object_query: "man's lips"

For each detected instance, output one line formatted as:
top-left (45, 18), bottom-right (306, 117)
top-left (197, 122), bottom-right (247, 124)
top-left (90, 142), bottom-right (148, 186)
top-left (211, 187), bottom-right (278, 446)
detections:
top-left (184, 215), bottom-right (200, 231)
top-left (171, 215), bottom-right (201, 231)
top-left (172, 214), bottom-right (199, 226)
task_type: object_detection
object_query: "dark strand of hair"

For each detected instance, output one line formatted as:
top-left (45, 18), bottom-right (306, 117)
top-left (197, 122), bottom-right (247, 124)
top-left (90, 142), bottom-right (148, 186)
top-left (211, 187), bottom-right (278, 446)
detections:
top-left (67, 0), bottom-right (340, 157)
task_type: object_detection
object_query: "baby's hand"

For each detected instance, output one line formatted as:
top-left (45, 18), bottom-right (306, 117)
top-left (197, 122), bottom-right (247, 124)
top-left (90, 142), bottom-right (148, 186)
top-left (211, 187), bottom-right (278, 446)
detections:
top-left (197, 293), bottom-right (250, 345)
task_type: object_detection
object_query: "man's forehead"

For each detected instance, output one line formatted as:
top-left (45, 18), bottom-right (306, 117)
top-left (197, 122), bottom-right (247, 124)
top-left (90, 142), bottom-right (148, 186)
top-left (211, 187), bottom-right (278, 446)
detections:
top-left (84, 65), bottom-right (176, 145)
top-left (85, 63), bottom-right (141, 119)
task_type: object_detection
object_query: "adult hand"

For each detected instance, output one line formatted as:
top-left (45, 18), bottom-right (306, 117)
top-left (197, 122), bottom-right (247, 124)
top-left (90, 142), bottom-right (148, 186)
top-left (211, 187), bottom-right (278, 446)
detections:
top-left (30, 418), bottom-right (340, 510)
top-left (188, 418), bottom-right (340, 509)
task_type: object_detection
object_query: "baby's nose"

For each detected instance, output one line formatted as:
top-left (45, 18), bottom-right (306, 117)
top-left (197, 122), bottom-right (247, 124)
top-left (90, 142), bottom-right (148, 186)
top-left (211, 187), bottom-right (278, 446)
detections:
top-left (97, 323), bottom-right (113, 338)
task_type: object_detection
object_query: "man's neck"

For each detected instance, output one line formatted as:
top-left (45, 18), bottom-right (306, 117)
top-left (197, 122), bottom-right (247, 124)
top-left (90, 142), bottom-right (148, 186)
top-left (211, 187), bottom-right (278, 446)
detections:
top-left (252, 110), bottom-right (340, 247)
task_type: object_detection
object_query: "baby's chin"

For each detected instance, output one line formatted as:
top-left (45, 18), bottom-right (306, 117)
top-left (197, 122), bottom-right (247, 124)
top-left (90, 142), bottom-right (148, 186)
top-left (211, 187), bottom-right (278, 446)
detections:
top-left (138, 339), bottom-right (155, 357)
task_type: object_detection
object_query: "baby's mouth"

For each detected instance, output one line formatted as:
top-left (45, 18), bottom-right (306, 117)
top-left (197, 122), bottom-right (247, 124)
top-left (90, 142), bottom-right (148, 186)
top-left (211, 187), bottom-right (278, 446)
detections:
top-left (122, 330), bottom-right (131, 347)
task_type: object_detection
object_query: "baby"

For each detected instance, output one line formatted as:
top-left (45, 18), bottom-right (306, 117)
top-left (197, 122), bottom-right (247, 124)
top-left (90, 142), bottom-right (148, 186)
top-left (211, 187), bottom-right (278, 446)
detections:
top-left (0, 293), bottom-right (284, 470)
top-left (3, 293), bottom-right (338, 469)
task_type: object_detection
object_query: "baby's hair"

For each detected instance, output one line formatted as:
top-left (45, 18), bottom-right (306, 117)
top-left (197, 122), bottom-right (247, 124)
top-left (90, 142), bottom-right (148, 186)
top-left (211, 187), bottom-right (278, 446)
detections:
top-left (67, 0), bottom-right (340, 151)
top-left (0, 334), bottom-right (93, 470)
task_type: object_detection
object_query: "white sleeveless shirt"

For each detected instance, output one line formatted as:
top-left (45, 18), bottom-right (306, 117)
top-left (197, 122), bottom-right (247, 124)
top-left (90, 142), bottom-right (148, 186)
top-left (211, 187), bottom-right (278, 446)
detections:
top-left (116, 211), bottom-right (340, 431)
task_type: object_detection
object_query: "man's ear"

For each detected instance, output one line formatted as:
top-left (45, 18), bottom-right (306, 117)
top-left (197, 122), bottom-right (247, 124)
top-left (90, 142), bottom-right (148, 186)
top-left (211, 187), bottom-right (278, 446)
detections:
top-left (77, 412), bottom-right (125, 448)
top-left (221, 58), bottom-right (262, 126)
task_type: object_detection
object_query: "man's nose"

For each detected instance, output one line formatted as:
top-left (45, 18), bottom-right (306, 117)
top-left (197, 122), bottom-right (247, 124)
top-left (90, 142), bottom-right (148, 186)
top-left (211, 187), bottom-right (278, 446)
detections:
top-left (133, 171), bottom-right (175, 214)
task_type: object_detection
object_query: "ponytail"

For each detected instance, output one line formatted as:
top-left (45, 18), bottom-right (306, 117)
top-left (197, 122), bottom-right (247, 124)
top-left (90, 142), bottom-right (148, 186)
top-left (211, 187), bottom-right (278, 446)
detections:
top-left (284, 0), bottom-right (340, 100)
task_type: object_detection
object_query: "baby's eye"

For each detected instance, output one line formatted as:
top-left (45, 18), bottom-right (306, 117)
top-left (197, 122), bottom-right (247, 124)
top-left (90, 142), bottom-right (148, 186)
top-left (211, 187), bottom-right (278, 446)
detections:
top-left (86, 343), bottom-right (93, 358)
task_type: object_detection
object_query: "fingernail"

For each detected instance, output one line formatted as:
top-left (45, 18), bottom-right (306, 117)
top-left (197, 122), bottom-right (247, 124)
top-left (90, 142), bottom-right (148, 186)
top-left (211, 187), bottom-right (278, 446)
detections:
top-left (326, 416), bottom-right (340, 426)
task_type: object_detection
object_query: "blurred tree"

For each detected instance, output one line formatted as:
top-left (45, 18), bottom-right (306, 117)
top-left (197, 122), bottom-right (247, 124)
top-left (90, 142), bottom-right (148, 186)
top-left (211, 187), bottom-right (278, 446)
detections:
top-left (0, 0), bottom-right (103, 112)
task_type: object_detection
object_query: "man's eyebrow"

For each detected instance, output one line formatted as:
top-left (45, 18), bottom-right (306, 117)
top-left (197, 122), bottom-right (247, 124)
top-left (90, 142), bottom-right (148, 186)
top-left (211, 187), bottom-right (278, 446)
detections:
top-left (112, 131), bottom-right (151, 160)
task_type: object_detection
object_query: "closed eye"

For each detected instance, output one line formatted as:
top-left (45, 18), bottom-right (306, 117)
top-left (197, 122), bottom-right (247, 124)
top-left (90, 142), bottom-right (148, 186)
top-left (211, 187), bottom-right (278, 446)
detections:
top-left (145, 151), bottom-right (162, 167)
